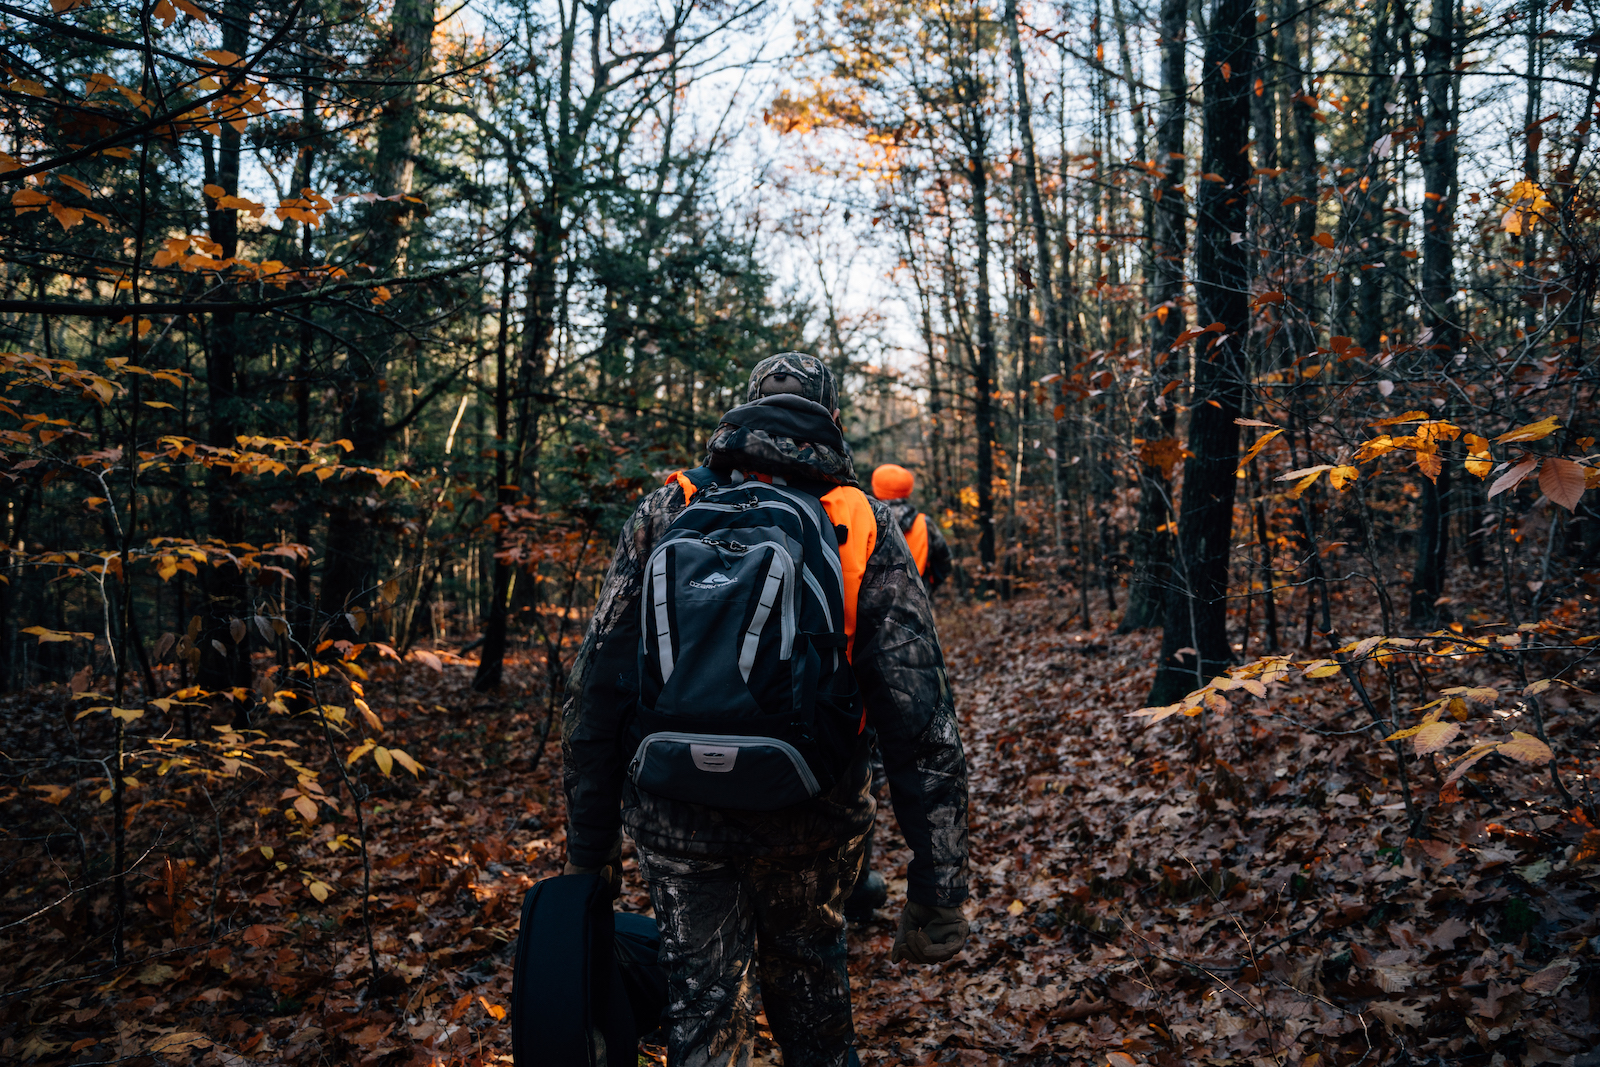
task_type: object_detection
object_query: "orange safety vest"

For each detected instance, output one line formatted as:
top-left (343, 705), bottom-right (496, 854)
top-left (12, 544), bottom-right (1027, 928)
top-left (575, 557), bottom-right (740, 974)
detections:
top-left (905, 513), bottom-right (930, 576)
top-left (669, 470), bottom-right (876, 660)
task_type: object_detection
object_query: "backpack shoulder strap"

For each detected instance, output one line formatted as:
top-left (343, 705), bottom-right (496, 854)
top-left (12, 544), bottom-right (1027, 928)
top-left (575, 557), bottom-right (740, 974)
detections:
top-left (818, 486), bottom-right (877, 662)
top-left (664, 466), bottom-right (722, 505)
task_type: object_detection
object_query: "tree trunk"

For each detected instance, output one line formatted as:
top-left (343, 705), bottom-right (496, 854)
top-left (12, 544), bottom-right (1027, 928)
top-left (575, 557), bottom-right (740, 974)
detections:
top-left (1355, 0), bottom-right (1394, 356)
top-left (473, 255), bottom-right (516, 690)
top-left (198, 0), bottom-right (253, 694)
top-left (966, 86), bottom-right (998, 580)
top-left (1290, 10), bottom-right (1320, 347)
top-left (1149, 0), bottom-right (1254, 704)
top-left (1121, 0), bottom-right (1187, 632)
top-left (1408, 0), bottom-right (1459, 627)
top-left (1003, 0), bottom-right (1069, 563)
top-left (319, 0), bottom-right (435, 633)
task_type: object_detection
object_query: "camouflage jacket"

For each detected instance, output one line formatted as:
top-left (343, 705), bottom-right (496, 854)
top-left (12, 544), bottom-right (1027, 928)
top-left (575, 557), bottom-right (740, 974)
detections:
top-left (884, 497), bottom-right (954, 590)
top-left (562, 404), bottom-right (970, 908)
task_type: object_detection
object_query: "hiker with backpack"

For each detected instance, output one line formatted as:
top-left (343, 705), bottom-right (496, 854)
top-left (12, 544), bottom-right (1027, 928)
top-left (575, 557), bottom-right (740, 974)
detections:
top-left (840, 463), bottom-right (951, 924)
top-left (560, 353), bottom-right (970, 1067)
top-left (868, 464), bottom-right (953, 593)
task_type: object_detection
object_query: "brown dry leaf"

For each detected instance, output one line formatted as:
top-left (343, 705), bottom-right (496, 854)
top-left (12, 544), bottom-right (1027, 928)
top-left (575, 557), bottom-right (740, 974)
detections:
top-left (1538, 457), bottom-right (1585, 511)
top-left (1521, 959), bottom-right (1576, 996)
top-left (1496, 731), bottom-right (1553, 764)
top-left (1139, 436), bottom-right (1185, 478)
top-left (1368, 1000), bottom-right (1425, 1031)
top-left (149, 1032), bottom-right (212, 1053)
top-left (1488, 455), bottom-right (1538, 499)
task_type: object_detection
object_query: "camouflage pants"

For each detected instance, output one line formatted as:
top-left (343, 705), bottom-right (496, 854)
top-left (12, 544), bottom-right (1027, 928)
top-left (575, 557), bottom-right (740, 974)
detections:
top-left (637, 838), bottom-right (866, 1067)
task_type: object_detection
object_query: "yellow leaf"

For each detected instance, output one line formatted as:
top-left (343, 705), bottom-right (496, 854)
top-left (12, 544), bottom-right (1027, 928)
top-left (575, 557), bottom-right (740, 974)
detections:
top-left (1235, 427), bottom-right (1283, 472)
top-left (1277, 465), bottom-right (1330, 498)
top-left (1369, 410), bottom-right (1433, 427)
top-left (111, 706), bottom-right (144, 721)
top-left (1353, 434), bottom-right (1397, 463)
top-left (1501, 180), bottom-right (1552, 234)
top-left (373, 746), bottom-right (394, 776)
top-left (479, 997), bottom-right (507, 1021)
top-left (346, 739), bottom-right (375, 766)
top-left (1303, 661), bottom-right (1342, 679)
top-left (1440, 685), bottom-right (1499, 704)
top-left (1412, 720), bottom-right (1460, 755)
top-left (1006, 899), bottom-right (1026, 916)
top-left (1495, 415), bottom-right (1560, 444)
top-left (22, 625), bottom-right (94, 644)
top-left (1328, 465), bottom-right (1359, 490)
top-left (202, 49), bottom-right (242, 66)
top-left (1131, 703), bottom-right (1185, 723)
top-left (389, 748), bottom-right (423, 776)
top-left (354, 698), bottom-right (384, 733)
top-left (1464, 433), bottom-right (1491, 479)
top-left (307, 879), bottom-right (331, 903)
top-left (30, 783), bottom-right (72, 805)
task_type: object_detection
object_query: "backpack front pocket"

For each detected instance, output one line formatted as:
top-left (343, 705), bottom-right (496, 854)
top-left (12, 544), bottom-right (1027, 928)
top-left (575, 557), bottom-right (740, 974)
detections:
top-left (629, 732), bottom-right (821, 811)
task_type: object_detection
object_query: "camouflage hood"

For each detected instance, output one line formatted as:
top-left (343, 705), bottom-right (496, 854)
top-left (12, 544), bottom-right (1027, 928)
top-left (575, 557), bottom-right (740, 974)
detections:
top-left (705, 394), bottom-right (859, 487)
top-left (884, 496), bottom-right (920, 534)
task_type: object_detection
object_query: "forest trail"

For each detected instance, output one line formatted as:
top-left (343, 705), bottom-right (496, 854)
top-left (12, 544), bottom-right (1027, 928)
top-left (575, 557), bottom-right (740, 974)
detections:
top-left (828, 600), bottom-right (1599, 1067)
top-left (2, 597), bottom-right (1596, 1066)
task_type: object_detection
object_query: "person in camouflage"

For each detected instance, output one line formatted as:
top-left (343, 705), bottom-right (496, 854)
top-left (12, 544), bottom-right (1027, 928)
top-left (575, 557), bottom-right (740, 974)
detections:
top-left (561, 353), bottom-right (971, 1067)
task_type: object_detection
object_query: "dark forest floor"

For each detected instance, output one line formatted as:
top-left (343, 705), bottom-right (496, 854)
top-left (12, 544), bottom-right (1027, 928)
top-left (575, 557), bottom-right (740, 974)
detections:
top-left (2, 595), bottom-right (1598, 1065)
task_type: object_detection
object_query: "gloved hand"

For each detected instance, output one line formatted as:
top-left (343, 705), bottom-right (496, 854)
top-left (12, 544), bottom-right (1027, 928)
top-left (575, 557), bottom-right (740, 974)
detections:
top-left (890, 901), bottom-right (969, 965)
top-left (563, 842), bottom-right (623, 900)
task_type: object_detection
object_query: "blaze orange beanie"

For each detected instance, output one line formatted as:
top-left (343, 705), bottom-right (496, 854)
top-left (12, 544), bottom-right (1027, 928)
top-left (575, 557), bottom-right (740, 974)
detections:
top-left (871, 463), bottom-right (915, 500)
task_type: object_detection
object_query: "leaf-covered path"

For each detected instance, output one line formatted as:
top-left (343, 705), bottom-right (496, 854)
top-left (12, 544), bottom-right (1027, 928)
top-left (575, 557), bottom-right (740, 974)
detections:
top-left (835, 600), bottom-right (1598, 1067)
top-left (2, 598), bottom-right (1596, 1066)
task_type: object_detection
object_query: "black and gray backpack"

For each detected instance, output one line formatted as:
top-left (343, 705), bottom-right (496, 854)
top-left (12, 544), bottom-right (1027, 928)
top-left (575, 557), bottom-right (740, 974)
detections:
top-left (629, 466), bottom-right (861, 811)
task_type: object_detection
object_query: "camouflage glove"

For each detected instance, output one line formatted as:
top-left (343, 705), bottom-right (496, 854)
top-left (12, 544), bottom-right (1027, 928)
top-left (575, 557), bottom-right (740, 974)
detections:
top-left (563, 841), bottom-right (622, 900)
top-left (890, 901), bottom-right (969, 965)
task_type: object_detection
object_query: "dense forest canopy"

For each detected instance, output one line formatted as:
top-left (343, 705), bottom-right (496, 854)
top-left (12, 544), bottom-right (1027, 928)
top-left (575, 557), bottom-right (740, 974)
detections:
top-left (2, 0), bottom-right (1598, 1059)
